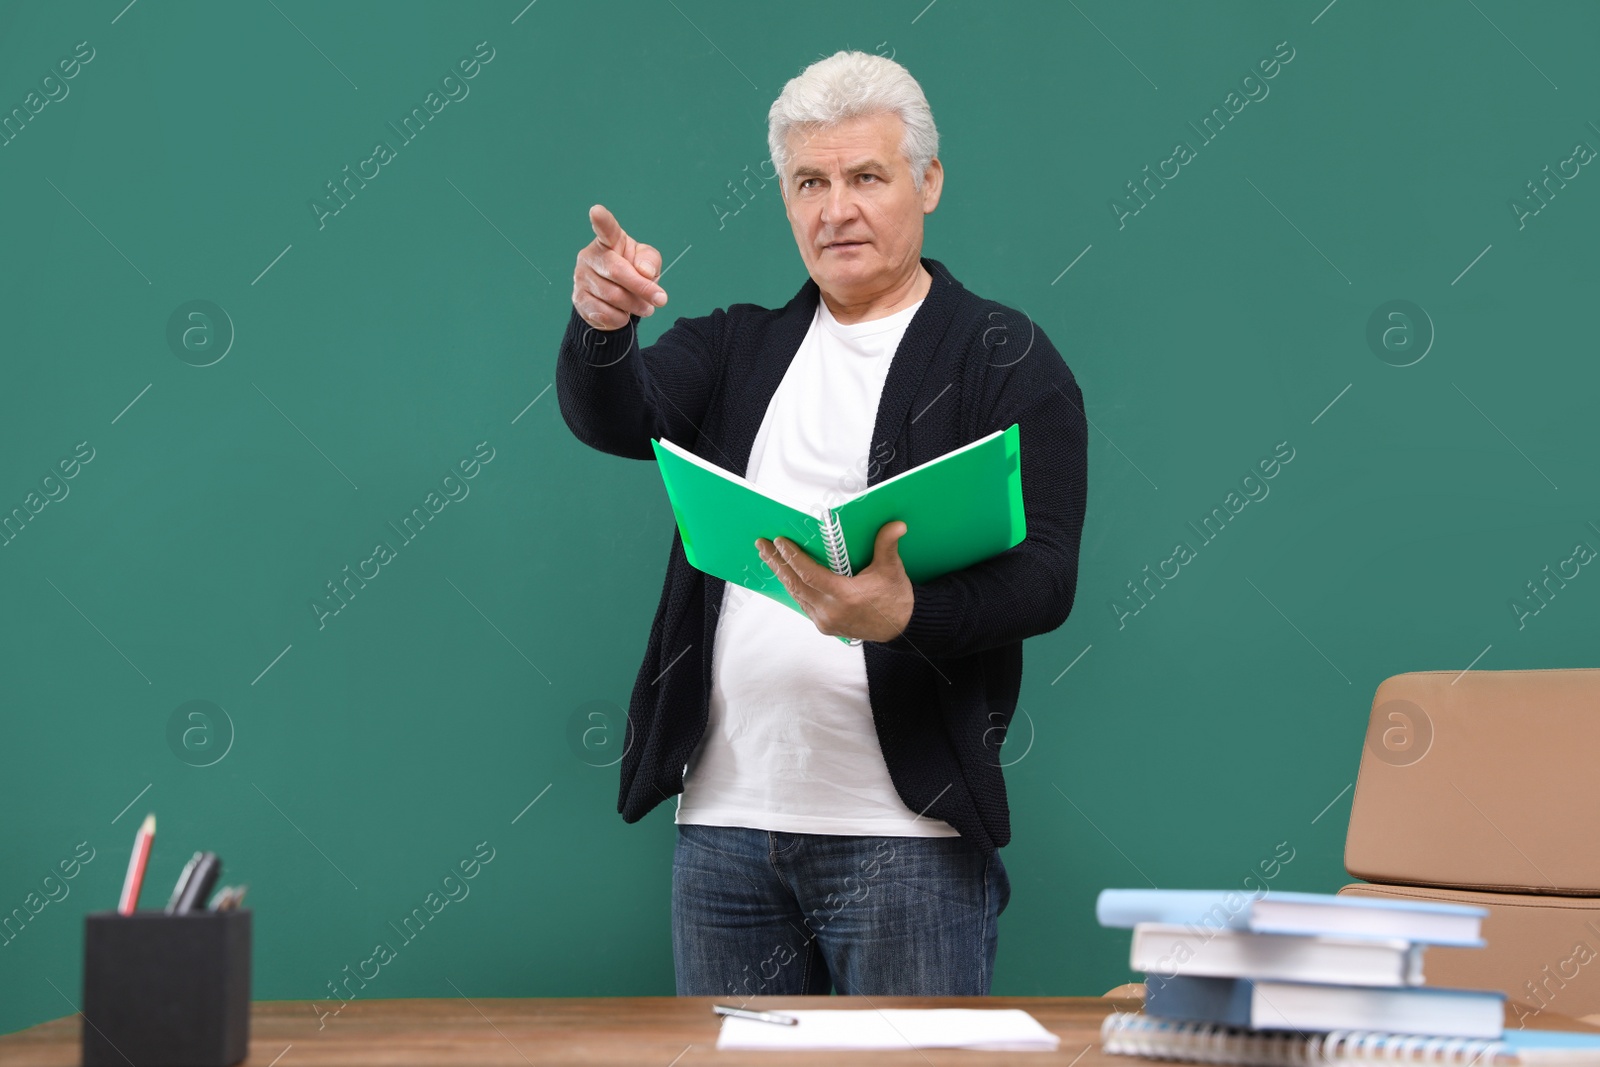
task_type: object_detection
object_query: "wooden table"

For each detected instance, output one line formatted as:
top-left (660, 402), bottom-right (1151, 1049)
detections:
top-left (3, 996), bottom-right (1593, 1066)
top-left (2, 996), bottom-right (1141, 1066)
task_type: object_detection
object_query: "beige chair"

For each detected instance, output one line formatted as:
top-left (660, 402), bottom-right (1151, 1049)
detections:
top-left (1340, 668), bottom-right (1600, 1027)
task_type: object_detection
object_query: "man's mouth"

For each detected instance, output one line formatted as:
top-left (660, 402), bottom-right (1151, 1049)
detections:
top-left (826, 240), bottom-right (867, 249)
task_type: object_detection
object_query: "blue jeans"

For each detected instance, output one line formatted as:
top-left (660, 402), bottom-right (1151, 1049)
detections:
top-left (671, 823), bottom-right (1010, 996)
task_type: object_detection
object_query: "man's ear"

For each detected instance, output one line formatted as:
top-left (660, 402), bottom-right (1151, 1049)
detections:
top-left (921, 157), bottom-right (944, 213)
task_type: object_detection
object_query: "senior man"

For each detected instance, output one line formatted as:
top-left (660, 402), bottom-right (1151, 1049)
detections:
top-left (557, 50), bottom-right (1087, 997)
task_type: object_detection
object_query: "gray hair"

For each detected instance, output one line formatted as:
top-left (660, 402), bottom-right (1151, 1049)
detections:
top-left (767, 50), bottom-right (939, 193)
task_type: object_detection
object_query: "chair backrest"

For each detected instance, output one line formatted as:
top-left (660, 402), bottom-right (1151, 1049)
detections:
top-left (1344, 668), bottom-right (1600, 1022)
top-left (1346, 667), bottom-right (1600, 893)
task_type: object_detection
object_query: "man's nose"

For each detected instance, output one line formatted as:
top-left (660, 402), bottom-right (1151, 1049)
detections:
top-left (820, 180), bottom-right (861, 226)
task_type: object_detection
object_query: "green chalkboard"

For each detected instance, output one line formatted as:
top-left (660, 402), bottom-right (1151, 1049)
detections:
top-left (3, 0), bottom-right (1597, 1037)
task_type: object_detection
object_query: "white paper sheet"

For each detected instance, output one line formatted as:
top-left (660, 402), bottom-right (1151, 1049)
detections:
top-left (716, 1008), bottom-right (1061, 1051)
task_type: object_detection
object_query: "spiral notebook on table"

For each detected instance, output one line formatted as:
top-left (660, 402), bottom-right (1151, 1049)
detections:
top-left (1101, 1011), bottom-right (1600, 1065)
top-left (651, 424), bottom-right (1024, 643)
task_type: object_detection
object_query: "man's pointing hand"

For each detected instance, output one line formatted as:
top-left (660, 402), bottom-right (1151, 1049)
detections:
top-left (573, 204), bottom-right (668, 331)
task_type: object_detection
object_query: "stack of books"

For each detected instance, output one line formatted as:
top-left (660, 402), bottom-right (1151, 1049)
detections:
top-left (1095, 888), bottom-right (1600, 1065)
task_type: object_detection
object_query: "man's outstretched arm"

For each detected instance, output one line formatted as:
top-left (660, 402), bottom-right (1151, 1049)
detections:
top-left (556, 204), bottom-right (725, 460)
top-left (557, 304), bottom-right (727, 461)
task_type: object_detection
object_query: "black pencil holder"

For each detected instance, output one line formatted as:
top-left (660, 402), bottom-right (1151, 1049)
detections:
top-left (81, 909), bottom-right (251, 1067)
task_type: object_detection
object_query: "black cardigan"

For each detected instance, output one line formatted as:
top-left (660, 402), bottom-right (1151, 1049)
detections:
top-left (555, 256), bottom-right (1088, 858)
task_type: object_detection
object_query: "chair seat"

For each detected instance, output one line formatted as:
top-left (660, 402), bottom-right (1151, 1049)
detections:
top-left (1340, 882), bottom-right (1600, 1024)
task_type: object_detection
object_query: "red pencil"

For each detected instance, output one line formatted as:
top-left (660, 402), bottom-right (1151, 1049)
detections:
top-left (117, 813), bottom-right (156, 915)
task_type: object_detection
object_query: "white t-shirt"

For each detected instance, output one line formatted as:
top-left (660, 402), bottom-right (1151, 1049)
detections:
top-left (674, 293), bottom-right (960, 837)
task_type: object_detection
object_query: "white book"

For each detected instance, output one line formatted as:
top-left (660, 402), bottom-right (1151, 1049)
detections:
top-left (1131, 922), bottom-right (1426, 986)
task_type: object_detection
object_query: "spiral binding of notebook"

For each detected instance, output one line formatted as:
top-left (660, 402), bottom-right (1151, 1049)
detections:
top-left (819, 511), bottom-right (852, 577)
top-left (817, 510), bottom-right (867, 645)
top-left (1100, 1011), bottom-right (1511, 1066)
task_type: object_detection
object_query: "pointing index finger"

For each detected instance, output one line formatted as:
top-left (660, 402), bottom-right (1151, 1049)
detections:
top-left (589, 204), bottom-right (625, 250)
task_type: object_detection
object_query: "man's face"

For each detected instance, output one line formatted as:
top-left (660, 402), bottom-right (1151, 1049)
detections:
top-left (780, 111), bottom-right (941, 302)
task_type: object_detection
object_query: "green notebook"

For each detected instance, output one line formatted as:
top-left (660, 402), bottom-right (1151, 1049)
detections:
top-left (650, 424), bottom-right (1025, 642)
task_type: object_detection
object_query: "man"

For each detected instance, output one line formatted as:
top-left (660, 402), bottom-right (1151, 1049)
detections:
top-left (557, 50), bottom-right (1087, 997)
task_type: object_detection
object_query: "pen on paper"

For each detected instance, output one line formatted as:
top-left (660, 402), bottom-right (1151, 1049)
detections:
top-left (712, 1004), bottom-right (799, 1026)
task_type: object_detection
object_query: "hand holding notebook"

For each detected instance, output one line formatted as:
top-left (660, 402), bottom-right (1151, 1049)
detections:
top-left (651, 424), bottom-right (1026, 644)
top-left (754, 520), bottom-right (914, 643)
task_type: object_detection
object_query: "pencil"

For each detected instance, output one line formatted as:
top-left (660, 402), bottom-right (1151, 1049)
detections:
top-left (117, 813), bottom-right (155, 915)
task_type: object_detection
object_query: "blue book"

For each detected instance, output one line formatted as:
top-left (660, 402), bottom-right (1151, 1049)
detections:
top-left (1503, 1029), bottom-right (1600, 1060)
top-left (1096, 888), bottom-right (1486, 946)
top-left (1143, 975), bottom-right (1504, 1039)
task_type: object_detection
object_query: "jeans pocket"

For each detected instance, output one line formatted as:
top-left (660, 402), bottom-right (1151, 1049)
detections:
top-left (989, 853), bottom-right (1011, 916)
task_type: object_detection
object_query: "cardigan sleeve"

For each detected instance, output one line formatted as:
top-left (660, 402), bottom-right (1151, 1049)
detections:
top-left (556, 304), bottom-right (728, 461)
top-left (875, 369), bottom-right (1089, 662)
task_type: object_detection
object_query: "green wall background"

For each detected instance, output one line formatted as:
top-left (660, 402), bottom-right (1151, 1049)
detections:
top-left (3, 0), bottom-right (1597, 1038)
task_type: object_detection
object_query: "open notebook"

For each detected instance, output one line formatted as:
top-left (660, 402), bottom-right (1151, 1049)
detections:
top-left (651, 424), bottom-right (1025, 643)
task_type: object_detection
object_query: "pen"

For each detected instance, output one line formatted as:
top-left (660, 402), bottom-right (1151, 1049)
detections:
top-left (117, 814), bottom-right (156, 915)
top-left (173, 852), bottom-right (221, 914)
top-left (165, 852), bottom-right (203, 914)
top-left (712, 1004), bottom-right (798, 1026)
